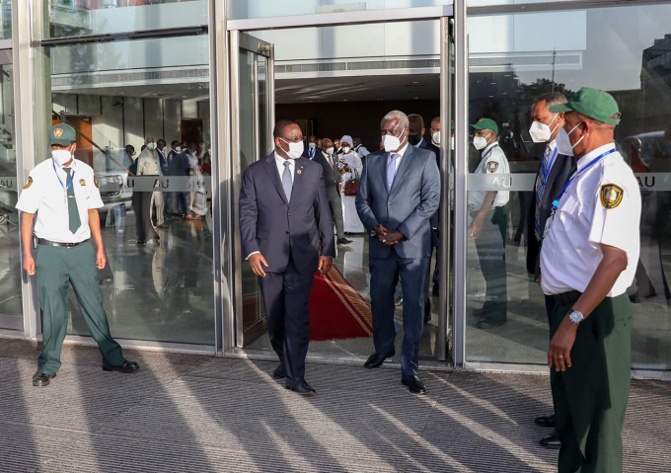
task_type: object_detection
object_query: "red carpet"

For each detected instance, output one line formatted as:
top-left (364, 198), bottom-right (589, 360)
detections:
top-left (309, 266), bottom-right (373, 341)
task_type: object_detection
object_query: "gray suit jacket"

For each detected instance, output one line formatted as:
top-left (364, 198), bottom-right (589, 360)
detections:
top-left (239, 153), bottom-right (335, 274)
top-left (355, 145), bottom-right (440, 259)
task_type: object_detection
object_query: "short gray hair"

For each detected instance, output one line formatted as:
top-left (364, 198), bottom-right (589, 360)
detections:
top-left (534, 92), bottom-right (567, 108)
top-left (381, 110), bottom-right (409, 130)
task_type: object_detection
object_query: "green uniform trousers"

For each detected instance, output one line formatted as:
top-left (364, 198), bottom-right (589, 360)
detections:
top-left (36, 242), bottom-right (125, 374)
top-left (549, 291), bottom-right (632, 473)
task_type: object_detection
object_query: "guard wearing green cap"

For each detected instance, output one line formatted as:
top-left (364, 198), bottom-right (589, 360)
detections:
top-left (540, 88), bottom-right (641, 473)
top-left (16, 122), bottom-right (139, 387)
top-left (468, 117), bottom-right (510, 329)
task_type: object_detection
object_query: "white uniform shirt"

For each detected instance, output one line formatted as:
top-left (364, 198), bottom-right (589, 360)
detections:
top-left (468, 142), bottom-right (510, 210)
top-left (16, 158), bottom-right (104, 243)
top-left (137, 149), bottom-right (162, 176)
top-left (540, 143), bottom-right (641, 297)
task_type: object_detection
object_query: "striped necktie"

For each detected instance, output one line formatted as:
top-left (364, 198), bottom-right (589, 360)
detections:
top-left (534, 146), bottom-right (552, 239)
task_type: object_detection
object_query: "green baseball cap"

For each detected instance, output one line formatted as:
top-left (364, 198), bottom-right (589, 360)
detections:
top-left (549, 87), bottom-right (621, 125)
top-left (470, 118), bottom-right (499, 135)
top-left (49, 123), bottom-right (77, 146)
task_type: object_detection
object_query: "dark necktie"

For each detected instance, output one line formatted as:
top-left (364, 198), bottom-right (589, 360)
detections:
top-left (534, 146), bottom-right (552, 239)
top-left (282, 161), bottom-right (293, 202)
top-left (64, 167), bottom-right (81, 234)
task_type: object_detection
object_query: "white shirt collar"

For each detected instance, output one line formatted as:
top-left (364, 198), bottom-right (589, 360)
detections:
top-left (576, 142), bottom-right (617, 172)
top-left (482, 140), bottom-right (499, 156)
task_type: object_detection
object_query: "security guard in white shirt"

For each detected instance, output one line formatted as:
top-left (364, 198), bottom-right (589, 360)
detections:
top-left (17, 123), bottom-right (139, 387)
top-left (469, 118), bottom-right (510, 329)
top-left (540, 88), bottom-right (641, 473)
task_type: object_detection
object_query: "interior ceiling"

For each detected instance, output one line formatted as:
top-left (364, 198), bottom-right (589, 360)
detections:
top-left (55, 73), bottom-right (440, 104)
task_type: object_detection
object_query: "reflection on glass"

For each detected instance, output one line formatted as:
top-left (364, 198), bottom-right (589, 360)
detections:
top-left (465, 4), bottom-right (671, 368)
top-left (0, 63), bottom-right (22, 330)
top-left (46, 34), bottom-right (214, 344)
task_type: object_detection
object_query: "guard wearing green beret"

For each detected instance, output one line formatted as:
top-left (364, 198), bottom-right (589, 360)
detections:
top-left (16, 123), bottom-right (139, 387)
top-left (540, 88), bottom-right (641, 473)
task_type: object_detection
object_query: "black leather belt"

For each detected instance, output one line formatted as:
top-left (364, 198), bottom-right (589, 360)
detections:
top-left (38, 238), bottom-right (89, 248)
top-left (550, 290), bottom-right (581, 306)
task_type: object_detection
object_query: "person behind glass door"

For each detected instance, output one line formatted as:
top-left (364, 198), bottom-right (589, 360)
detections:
top-left (166, 140), bottom-right (183, 217)
top-left (541, 88), bottom-right (641, 473)
top-left (469, 118), bottom-right (509, 329)
top-left (136, 136), bottom-right (164, 241)
top-left (355, 110), bottom-right (440, 395)
top-left (16, 123), bottom-right (139, 387)
top-left (182, 142), bottom-right (199, 220)
top-left (303, 135), bottom-right (319, 160)
top-left (525, 92), bottom-right (577, 450)
top-left (313, 137), bottom-right (351, 246)
top-left (239, 119), bottom-right (335, 395)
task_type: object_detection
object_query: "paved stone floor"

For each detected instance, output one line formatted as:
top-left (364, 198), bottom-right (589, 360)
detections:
top-left (1, 340), bottom-right (669, 473)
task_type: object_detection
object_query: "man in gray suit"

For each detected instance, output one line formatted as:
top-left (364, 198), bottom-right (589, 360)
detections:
top-left (314, 137), bottom-right (351, 245)
top-left (239, 119), bottom-right (335, 395)
top-left (356, 110), bottom-right (440, 394)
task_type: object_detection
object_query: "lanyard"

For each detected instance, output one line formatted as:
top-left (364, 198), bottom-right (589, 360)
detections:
top-left (542, 147), bottom-right (559, 186)
top-left (52, 160), bottom-right (75, 195)
top-left (481, 143), bottom-right (499, 161)
top-left (551, 147), bottom-right (616, 211)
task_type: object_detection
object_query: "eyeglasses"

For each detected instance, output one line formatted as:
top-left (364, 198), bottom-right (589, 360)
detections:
top-left (280, 136), bottom-right (303, 144)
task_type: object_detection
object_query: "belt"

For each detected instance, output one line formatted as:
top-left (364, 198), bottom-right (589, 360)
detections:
top-left (550, 290), bottom-right (581, 306)
top-left (38, 238), bottom-right (89, 248)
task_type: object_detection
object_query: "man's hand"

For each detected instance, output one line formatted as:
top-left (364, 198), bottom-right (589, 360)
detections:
top-left (470, 213), bottom-right (485, 239)
top-left (248, 253), bottom-right (269, 277)
top-left (96, 248), bottom-right (107, 270)
top-left (379, 229), bottom-right (404, 245)
top-left (318, 256), bottom-right (333, 275)
top-left (23, 254), bottom-right (36, 276)
top-left (374, 224), bottom-right (388, 237)
top-left (548, 316), bottom-right (578, 372)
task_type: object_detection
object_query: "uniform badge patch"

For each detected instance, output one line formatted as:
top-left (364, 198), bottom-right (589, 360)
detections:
top-left (53, 128), bottom-right (63, 138)
top-left (486, 161), bottom-right (499, 173)
top-left (600, 184), bottom-right (623, 209)
top-left (79, 179), bottom-right (86, 186)
top-left (23, 176), bottom-right (33, 189)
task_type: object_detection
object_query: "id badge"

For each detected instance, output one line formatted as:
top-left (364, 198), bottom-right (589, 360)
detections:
top-left (542, 211), bottom-right (555, 239)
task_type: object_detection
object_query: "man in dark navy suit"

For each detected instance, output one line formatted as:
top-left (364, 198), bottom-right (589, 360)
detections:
top-left (526, 92), bottom-right (577, 449)
top-left (239, 120), bottom-right (335, 395)
top-left (356, 110), bottom-right (440, 394)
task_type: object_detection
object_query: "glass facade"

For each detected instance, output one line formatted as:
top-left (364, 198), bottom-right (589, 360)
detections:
top-left (465, 3), bottom-right (671, 368)
top-left (1, 1), bottom-right (668, 371)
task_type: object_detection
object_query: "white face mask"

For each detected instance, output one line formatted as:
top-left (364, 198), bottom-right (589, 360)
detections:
top-left (431, 131), bottom-right (441, 146)
top-left (325, 147), bottom-right (334, 155)
top-left (280, 138), bottom-right (304, 160)
top-left (174, 146), bottom-right (182, 153)
top-left (566, 122), bottom-right (585, 151)
top-left (147, 142), bottom-right (156, 151)
top-left (529, 113), bottom-right (559, 143)
top-left (554, 128), bottom-right (574, 156)
top-left (52, 149), bottom-right (72, 166)
top-left (308, 142), bottom-right (317, 149)
top-left (342, 146), bottom-right (351, 154)
top-left (382, 130), bottom-right (405, 153)
top-left (473, 135), bottom-right (489, 150)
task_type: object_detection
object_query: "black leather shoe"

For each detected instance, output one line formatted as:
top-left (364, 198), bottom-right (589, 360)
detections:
top-left (272, 364), bottom-right (286, 379)
top-left (286, 380), bottom-right (316, 395)
top-left (337, 238), bottom-right (353, 245)
top-left (364, 349), bottom-right (395, 369)
top-left (539, 430), bottom-right (561, 449)
top-left (401, 375), bottom-right (427, 394)
top-left (32, 371), bottom-right (56, 387)
top-left (534, 414), bottom-right (556, 428)
top-left (103, 360), bottom-right (140, 373)
top-left (476, 318), bottom-right (506, 329)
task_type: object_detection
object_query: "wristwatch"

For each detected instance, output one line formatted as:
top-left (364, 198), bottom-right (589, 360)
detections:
top-left (568, 310), bottom-right (584, 325)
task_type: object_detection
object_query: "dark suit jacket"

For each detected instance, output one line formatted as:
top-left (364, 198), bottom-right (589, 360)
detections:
top-left (313, 151), bottom-right (340, 196)
top-left (303, 145), bottom-right (321, 160)
top-left (355, 145), bottom-right (440, 259)
top-left (239, 153), bottom-right (335, 274)
top-left (526, 151), bottom-right (577, 274)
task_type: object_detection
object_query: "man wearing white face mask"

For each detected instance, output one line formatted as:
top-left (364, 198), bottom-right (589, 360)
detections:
top-left (469, 118), bottom-right (510, 329)
top-left (137, 136), bottom-right (164, 241)
top-left (16, 123), bottom-right (139, 387)
top-left (239, 119), bottom-right (334, 395)
top-left (313, 137), bottom-right (350, 245)
top-left (526, 92), bottom-right (577, 450)
top-left (355, 110), bottom-right (440, 395)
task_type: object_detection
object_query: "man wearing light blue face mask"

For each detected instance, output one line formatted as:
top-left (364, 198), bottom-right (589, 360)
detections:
top-left (16, 123), bottom-right (139, 387)
top-left (469, 118), bottom-right (510, 329)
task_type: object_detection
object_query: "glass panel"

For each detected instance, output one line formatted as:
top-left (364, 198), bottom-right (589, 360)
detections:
top-left (45, 0), bottom-right (207, 39)
top-left (0, 0), bottom-right (10, 40)
top-left (465, 4), bottom-right (671, 368)
top-left (45, 33), bottom-right (214, 344)
top-left (229, 0), bottom-right (452, 20)
top-left (0, 62), bottom-right (22, 330)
